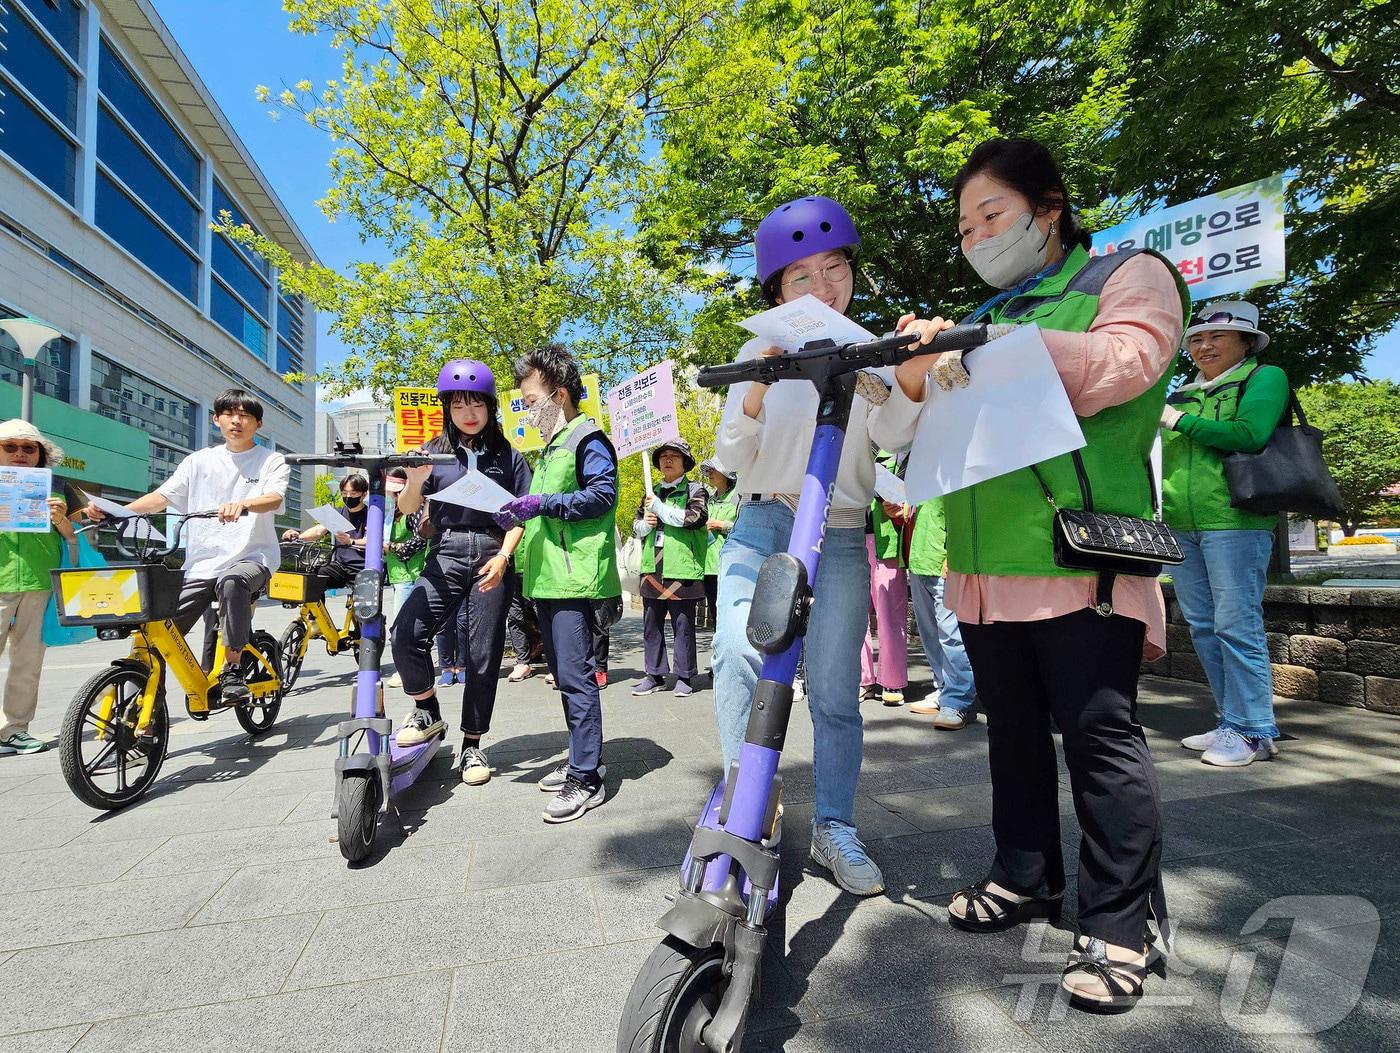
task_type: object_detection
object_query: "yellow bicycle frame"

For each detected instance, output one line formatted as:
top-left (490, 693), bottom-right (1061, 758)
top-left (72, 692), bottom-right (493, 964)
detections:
top-left (93, 620), bottom-right (281, 736)
top-left (297, 595), bottom-right (357, 657)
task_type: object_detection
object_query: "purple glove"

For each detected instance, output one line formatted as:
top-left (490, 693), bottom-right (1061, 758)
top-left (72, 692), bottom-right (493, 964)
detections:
top-left (493, 493), bottom-right (545, 530)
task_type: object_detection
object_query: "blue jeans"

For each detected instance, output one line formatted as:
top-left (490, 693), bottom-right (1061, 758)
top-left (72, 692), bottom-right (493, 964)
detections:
top-left (909, 573), bottom-right (977, 713)
top-left (713, 500), bottom-right (869, 827)
top-left (1169, 528), bottom-right (1279, 739)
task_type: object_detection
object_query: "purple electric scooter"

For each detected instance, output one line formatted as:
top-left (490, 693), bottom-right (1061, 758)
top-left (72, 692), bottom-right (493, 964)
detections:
top-left (616, 323), bottom-right (994, 1052)
top-left (286, 442), bottom-right (456, 863)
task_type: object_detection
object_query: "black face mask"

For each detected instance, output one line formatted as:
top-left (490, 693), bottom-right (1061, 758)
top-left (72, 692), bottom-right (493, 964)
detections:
top-left (342, 494), bottom-right (364, 509)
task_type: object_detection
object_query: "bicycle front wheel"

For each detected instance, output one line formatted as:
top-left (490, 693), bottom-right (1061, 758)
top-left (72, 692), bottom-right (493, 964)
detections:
top-left (59, 664), bottom-right (169, 810)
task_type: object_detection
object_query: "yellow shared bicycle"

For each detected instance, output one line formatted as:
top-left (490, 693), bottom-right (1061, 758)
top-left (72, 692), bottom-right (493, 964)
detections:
top-left (53, 512), bottom-right (283, 810)
top-left (271, 541), bottom-right (362, 693)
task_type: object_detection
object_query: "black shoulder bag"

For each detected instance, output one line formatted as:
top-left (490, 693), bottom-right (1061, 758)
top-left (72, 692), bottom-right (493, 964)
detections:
top-left (1219, 371), bottom-right (1346, 521)
top-left (1029, 451), bottom-right (1183, 617)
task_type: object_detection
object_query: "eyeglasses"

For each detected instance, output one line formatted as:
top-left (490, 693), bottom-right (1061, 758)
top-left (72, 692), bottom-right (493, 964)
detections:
top-left (780, 258), bottom-right (853, 294)
top-left (0, 442), bottom-right (41, 455)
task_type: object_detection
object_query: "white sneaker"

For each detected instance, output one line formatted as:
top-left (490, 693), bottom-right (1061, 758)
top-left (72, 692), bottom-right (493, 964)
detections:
top-left (395, 708), bottom-right (445, 746)
top-left (932, 707), bottom-right (972, 730)
top-left (1181, 727), bottom-right (1221, 752)
top-left (1201, 727), bottom-right (1275, 767)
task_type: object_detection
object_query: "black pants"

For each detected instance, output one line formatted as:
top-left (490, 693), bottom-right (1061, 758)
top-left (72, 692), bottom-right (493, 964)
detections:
top-left (536, 598), bottom-right (603, 783)
top-left (175, 562), bottom-right (271, 660)
top-left (505, 572), bottom-right (541, 661)
top-left (702, 575), bottom-right (719, 629)
top-left (591, 598), bottom-right (615, 672)
top-left (642, 597), bottom-right (698, 680)
top-left (391, 531), bottom-right (509, 736)
top-left (959, 609), bottom-right (1166, 950)
top-left (434, 597), bottom-right (469, 668)
top-left (322, 560), bottom-right (359, 590)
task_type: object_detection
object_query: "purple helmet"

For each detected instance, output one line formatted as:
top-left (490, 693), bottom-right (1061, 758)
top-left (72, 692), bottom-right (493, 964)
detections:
top-left (437, 359), bottom-right (496, 399)
top-left (754, 196), bottom-right (861, 286)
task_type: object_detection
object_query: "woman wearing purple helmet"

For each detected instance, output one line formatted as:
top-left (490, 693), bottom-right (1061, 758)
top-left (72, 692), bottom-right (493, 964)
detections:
top-left (711, 196), bottom-right (928, 896)
top-left (391, 359), bottom-right (532, 788)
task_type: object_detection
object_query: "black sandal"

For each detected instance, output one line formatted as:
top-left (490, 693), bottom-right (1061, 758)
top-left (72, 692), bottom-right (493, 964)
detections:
top-left (948, 878), bottom-right (1062, 933)
top-left (1060, 935), bottom-right (1146, 1013)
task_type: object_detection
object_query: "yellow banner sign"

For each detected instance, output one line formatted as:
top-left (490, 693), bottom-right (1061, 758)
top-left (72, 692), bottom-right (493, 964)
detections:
top-left (392, 387), bottom-right (444, 452)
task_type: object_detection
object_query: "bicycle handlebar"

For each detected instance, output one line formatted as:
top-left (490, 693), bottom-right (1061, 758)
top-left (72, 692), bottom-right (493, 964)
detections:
top-left (696, 323), bottom-right (1003, 390)
top-left (107, 509), bottom-right (232, 562)
top-left (285, 452), bottom-right (458, 469)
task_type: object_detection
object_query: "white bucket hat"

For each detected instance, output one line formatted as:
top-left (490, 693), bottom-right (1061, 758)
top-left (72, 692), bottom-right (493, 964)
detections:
top-left (1182, 300), bottom-right (1269, 352)
top-left (0, 419), bottom-right (63, 466)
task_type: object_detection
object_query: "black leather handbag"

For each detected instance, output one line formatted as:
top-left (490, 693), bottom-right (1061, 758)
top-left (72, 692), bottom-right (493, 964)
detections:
top-left (1030, 453), bottom-right (1183, 616)
top-left (1221, 376), bottom-right (1345, 521)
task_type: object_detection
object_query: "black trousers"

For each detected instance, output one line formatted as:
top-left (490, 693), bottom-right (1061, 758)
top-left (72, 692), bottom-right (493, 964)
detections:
top-left (642, 597), bottom-right (697, 680)
top-left (590, 599), bottom-right (613, 672)
top-left (505, 572), bottom-right (541, 661)
top-left (536, 598), bottom-right (603, 782)
top-left (702, 574), bottom-right (719, 629)
top-left (391, 531), bottom-right (509, 735)
top-left (959, 609), bottom-right (1166, 950)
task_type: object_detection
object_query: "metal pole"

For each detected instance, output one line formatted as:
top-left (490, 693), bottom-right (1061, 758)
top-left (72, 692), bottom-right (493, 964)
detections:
top-left (20, 361), bottom-right (34, 423)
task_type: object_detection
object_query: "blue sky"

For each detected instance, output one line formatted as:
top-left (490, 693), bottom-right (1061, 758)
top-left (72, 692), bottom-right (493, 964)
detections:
top-left (153, 0), bottom-right (1400, 392)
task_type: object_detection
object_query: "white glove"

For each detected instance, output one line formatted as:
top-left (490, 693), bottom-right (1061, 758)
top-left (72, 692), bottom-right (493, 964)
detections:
top-left (649, 495), bottom-right (686, 528)
top-left (1160, 405), bottom-right (1184, 430)
top-left (930, 348), bottom-right (971, 392)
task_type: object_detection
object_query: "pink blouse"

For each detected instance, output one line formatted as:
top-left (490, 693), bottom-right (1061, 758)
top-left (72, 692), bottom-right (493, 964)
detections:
top-left (944, 253), bottom-right (1186, 660)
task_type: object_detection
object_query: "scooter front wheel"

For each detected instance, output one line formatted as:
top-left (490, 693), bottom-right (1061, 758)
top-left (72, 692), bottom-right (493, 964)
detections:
top-left (617, 937), bottom-right (729, 1053)
top-left (335, 770), bottom-right (381, 863)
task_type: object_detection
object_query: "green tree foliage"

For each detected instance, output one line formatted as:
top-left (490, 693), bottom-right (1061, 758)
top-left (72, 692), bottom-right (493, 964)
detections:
top-left (313, 472), bottom-right (337, 509)
top-left (646, 0), bottom-right (1398, 382)
top-left (1297, 381), bottom-right (1400, 533)
top-left (222, 0), bottom-right (718, 397)
top-left (641, 0), bottom-right (1142, 367)
top-left (1109, 0), bottom-right (1400, 382)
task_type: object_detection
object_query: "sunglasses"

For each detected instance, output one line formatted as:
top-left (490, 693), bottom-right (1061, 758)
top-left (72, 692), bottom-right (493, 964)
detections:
top-left (1193, 311), bottom-right (1247, 327)
top-left (0, 442), bottom-right (41, 455)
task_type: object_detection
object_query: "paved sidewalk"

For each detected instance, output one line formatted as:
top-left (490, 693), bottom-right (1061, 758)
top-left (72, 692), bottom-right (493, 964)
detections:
top-left (1, 606), bottom-right (1396, 1052)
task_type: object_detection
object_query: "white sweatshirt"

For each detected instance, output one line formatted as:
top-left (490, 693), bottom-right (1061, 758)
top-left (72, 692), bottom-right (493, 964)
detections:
top-left (714, 336), bottom-right (924, 515)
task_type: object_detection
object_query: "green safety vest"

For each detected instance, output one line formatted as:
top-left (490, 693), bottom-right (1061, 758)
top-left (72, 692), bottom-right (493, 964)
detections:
top-left (704, 488), bottom-right (739, 576)
top-left (907, 496), bottom-right (947, 578)
top-left (641, 481), bottom-right (708, 581)
top-left (519, 415), bottom-right (621, 600)
top-left (385, 512), bottom-right (427, 586)
top-left (945, 246), bottom-right (1191, 577)
top-left (869, 450), bottom-right (905, 565)
top-left (1161, 358), bottom-right (1284, 532)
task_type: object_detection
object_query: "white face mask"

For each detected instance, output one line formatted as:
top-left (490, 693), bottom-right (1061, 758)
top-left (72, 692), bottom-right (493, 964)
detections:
top-left (526, 394), bottom-right (565, 442)
top-left (964, 213), bottom-right (1054, 290)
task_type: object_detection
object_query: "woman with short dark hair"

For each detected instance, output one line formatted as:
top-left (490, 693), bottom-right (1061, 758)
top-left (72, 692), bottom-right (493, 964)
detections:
top-left (896, 137), bottom-right (1191, 1011)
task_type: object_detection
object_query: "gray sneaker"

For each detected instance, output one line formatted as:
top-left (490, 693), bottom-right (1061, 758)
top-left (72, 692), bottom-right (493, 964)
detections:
top-left (539, 761), bottom-right (606, 793)
top-left (543, 776), bottom-right (605, 823)
top-left (810, 821), bottom-right (885, 896)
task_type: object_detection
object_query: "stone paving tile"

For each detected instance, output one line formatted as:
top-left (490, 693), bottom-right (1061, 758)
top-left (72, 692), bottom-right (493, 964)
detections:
top-left (125, 820), bottom-right (345, 878)
top-left (192, 841), bottom-right (475, 924)
top-left (57, 794), bottom-right (304, 846)
top-left (0, 838), bottom-right (165, 895)
top-left (442, 940), bottom-right (658, 1053)
top-left (0, 914), bottom-right (320, 1036)
top-left (465, 813), bottom-right (694, 891)
top-left (0, 817), bottom-right (93, 853)
top-left (0, 870), bottom-right (232, 952)
top-left (285, 878), bottom-right (604, 989)
top-left (0, 1024), bottom-right (92, 1053)
top-left (70, 971), bottom-right (454, 1053)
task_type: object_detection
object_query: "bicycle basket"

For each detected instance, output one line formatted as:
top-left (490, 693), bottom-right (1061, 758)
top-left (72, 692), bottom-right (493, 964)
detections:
top-left (51, 564), bottom-right (183, 627)
top-left (269, 570), bottom-right (328, 604)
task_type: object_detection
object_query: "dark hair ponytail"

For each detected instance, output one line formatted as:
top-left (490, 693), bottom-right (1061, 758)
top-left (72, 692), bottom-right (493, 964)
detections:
top-left (952, 138), bottom-right (1091, 252)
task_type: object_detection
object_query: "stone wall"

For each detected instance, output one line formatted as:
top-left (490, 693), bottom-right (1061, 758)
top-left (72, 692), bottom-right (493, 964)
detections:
top-left (1144, 584), bottom-right (1400, 715)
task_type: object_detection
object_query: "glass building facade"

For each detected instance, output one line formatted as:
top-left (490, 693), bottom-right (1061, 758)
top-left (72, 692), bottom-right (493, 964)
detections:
top-left (0, 0), bottom-right (308, 383)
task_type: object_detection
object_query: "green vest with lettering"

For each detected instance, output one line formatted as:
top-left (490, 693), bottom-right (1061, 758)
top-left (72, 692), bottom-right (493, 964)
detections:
top-left (704, 488), bottom-right (739, 576)
top-left (640, 481), bottom-right (707, 580)
top-left (1161, 358), bottom-right (1282, 532)
top-left (945, 246), bottom-right (1191, 576)
top-left (519, 415), bottom-right (621, 600)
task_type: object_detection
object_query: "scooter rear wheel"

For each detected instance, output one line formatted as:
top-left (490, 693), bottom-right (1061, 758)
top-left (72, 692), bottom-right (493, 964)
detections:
top-left (617, 936), bottom-right (728, 1053)
top-left (335, 770), bottom-right (381, 863)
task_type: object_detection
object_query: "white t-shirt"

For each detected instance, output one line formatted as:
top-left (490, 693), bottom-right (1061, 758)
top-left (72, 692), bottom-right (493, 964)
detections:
top-left (157, 444), bottom-right (289, 580)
